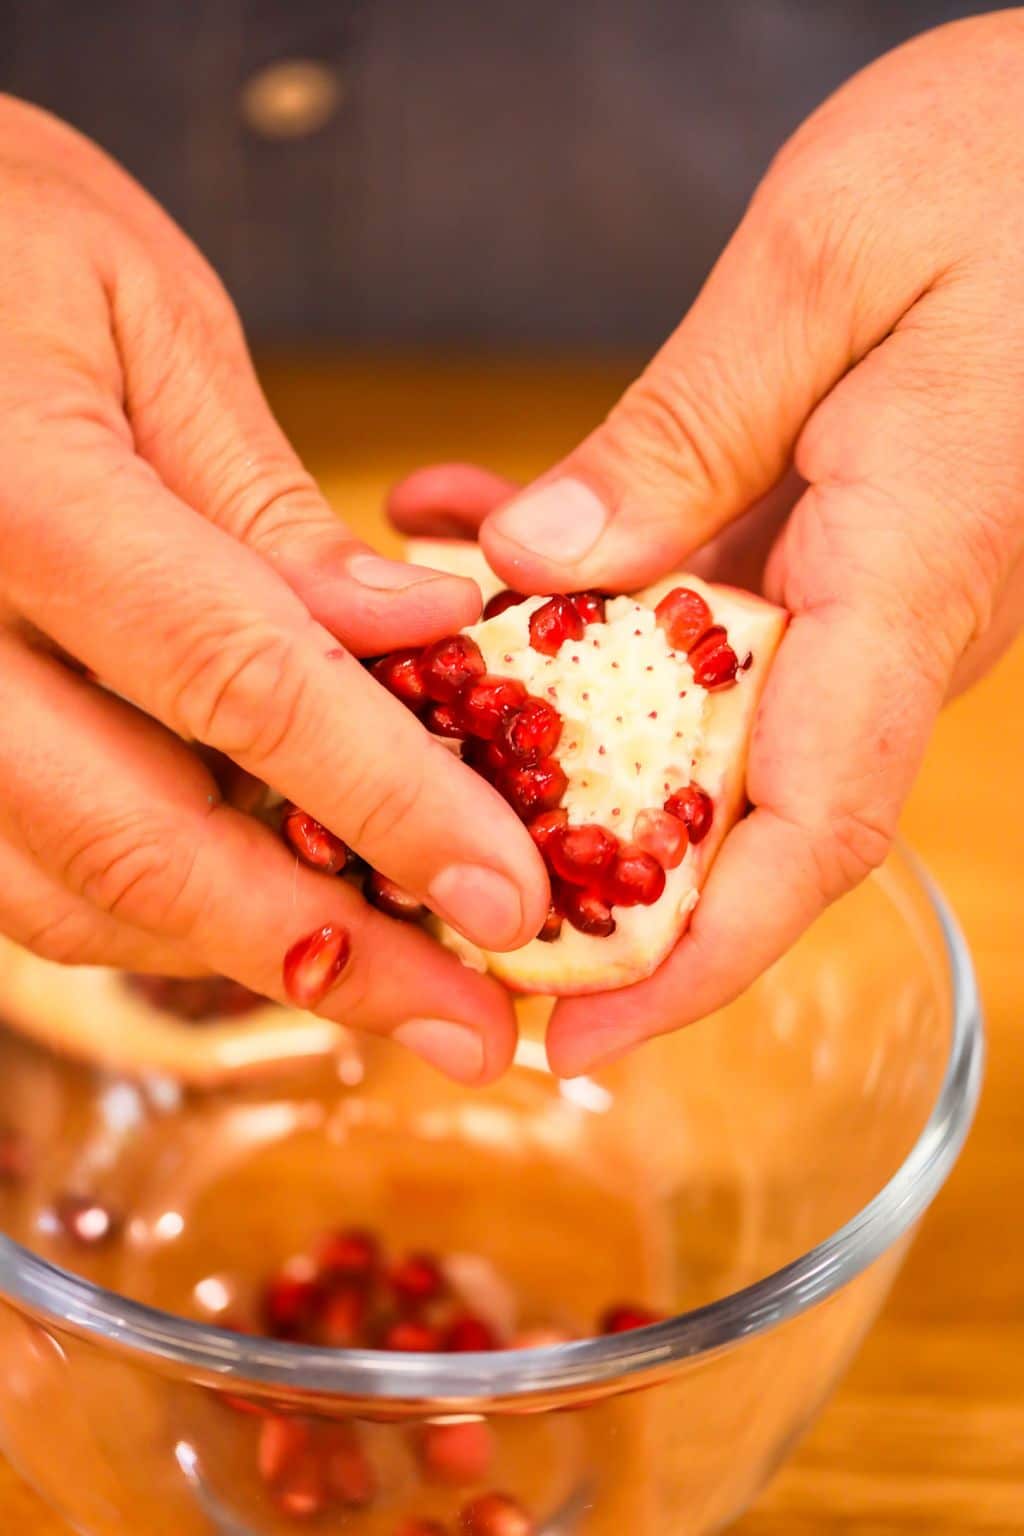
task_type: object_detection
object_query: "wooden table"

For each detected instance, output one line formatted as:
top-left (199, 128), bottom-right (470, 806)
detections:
top-left (4, 356), bottom-right (1021, 1533)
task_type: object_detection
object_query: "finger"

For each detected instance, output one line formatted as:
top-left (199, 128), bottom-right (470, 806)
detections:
top-left (0, 409), bottom-right (549, 953)
top-left (388, 463), bottom-right (518, 538)
top-left (0, 634), bottom-right (519, 1084)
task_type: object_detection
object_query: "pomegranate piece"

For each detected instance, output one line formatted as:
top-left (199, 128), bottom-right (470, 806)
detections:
top-left (53, 1193), bottom-right (119, 1247)
top-left (123, 973), bottom-right (263, 1021)
top-left (318, 1284), bottom-right (368, 1348)
top-left (259, 1414), bottom-right (311, 1484)
top-left (381, 1318), bottom-right (444, 1352)
top-left (272, 1449), bottom-right (329, 1520)
top-left (483, 588), bottom-right (526, 619)
top-left (527, 808), bottom-right (568, 853)
top-left (420, 635), bottom-right (486, 702)
top-left (664, 784), bottom-right (714, 845)
top-left (500, 758), bottom-right (568, 820)
top-left (536, 906), bottom-right (563, 942)
top-left (600, 1302), bottom-right (666, 1334)
top-left (569, 590), bottom-right (607, 624)
top-left (0, 1127), bottom-right (30, 1183)
top-left (419, 1419), bottom-right (495, 1485)
top-left (281, 804), bottom-right (350, 874)
top-left (389, 1251), bottom-right (447, 1308)
top-left (445, 1313), bottom-right (499, 1352)
top-left (561, 887), bottom-right (616, 938)
top-left (263, 1265), bottom-right (323, 1339)
top-left (528, 595), bottom-right (585, 656)
top-left (426, 700), bottom-right (468, 738)
top-left (283, 924), bottom-right (351, 1009)
top-left (460, 1492), bottom-right (536, 1536)
top-left (395, 1521), bottom-right (449, 1536)
top-left (654, 586), bottom-right (713, 650)
top-left (372, 649), bottom-right (430, 710)
top-left (606, 846), bottom-right (666, 908)
top-left (501, 696), bottom-right (562, 764)
top-left (548, 823), bottom-right (618, 887)
top-left (460, 675), bottom-right (528, 741)
top-left (325, 1430), bottom-right (377, 1506)
top-left (632, 808), bottom-right (688, 870)
top-left (365, 871), bottom-right (428, 921)
top-left (315, 1226), bottom-right (380, 1284)
top-left (688, 624), bottom-right (739, 689)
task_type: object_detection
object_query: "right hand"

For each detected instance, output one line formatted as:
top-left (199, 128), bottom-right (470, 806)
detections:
top-left (0, 97), bottom-right (549, 1085)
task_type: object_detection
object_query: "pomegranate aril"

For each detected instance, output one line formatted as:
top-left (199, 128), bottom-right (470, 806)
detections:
top-left (272, 1449), bottom-right (329, 1520)
top-left (390, 1251), bottom-right (447, 1308)
top-left (655, 586), bottom-right (713, 650)
top-left (632, 808), bottom-right (688, 870)
top-left (281, 804), bottom-right (350, 874)
top-left (419, 1419), bottom-right (495, 1485)
top-left (259, 1414), bottom-right (311, 1484)
top-left (263, 1266), bottom-right (323, 1339)
top-left (52, 1193), bottom-right (119, 1247)
top-left (420, 635), bottom-right (486, 702)
top-left (500, 758), bottom-right (568, 820)
top-left (315, 1226), bottom-right (380, 1283)
top-left (537, 906), bottom-right (563, 942)
top-left (501, 696), bottom-right (562, 764)
top-left (483, 588), bottom-right (526, 619)
top-left (561, 887), bottom-right (616, 938)
top-left (325, 1433), bottom-right (377, 1506)
top-left (548, 823), bottom-right (618, 887)
top-left (528, 595), bottom-right (585, 656)
top-left (318, 1284), bottom-right (368, 1347)
top-left (460, 675), bottom-right (528, 741)
top-left (664, 784), bottom-right (714, 845)
top-left (365, 871), bottom-right (427, 921)
top-left (445, 1313), bottom-right (499, 1352)
top-left (283, 924), bottom-right (351, 1009)
top-left (527, 808), bottom-right (568, 853)
top-left (606, 845), bottom-right (666, 908)
top-left (569, 590), bottom-right (607, 624)
top-left (460, 1492), bottom-right (536, 1536)
top-left (600, 1302), bottom-right (666, 1334)
top-left (123, 973), bottom-right (263, 1021)
top-left (688, 624), bottom-right (739, 689)
top-left (382, 1318), bottom-right (444, 1352)
top-left (426, 700), bottom-right (468, 739)
top-left (372, 649), bottom-right (430, 710)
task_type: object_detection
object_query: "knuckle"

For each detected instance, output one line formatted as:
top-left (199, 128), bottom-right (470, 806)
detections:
top-left (347, 753), bottom-right (426, 855)
top-left (20, 908), bottom-right (100, 966)
top-left (199, 445), bottom-right (323, 548)
top-left (61, 813), bottom-right (199, 935)
top-left (815, 808), bottom-right (893, 902)
top-left (167, 620), bottom-right (308, 764)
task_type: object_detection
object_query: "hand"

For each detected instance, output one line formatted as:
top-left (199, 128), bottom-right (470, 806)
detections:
top-left (0, 97), bottom-right (550, 1085)
top-left (391, 12), bottom-right (1024, 1076)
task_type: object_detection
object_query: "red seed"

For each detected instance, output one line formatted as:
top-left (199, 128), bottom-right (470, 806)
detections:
top-left (632, 809), bottom-right (688, 870)
top-left (570, 590), bottom-right (607, 624)
top-left (501, 696), bottom-right (562, 764)
top-left (365, 871), bottom-right (428, 921)
top-left (53, 1193), bottom-right (119, 1247)
top-left (445, 1314), bottom-right (499, 1352)
top-left (395, 1521), bottom-right (449, 1536)
top-left (606, 846), bottom-right (666, 907)
top-left (548, 823), bottom-right (618, 887)
top-left (259, 1415), bottom-right (311, 1484)
top-left (272, 1448), bottom-right (329, 1520)
top-left (390, 1251), bottom-right (447, 1308)
top-left (654, 586), bottom-right (713, 650)
top-left (382, 1318), bottom-right (444, 1352)
top-left (371, 649), bottom-right (430, 710)
top-left (664, 784), bottom-right (714, 845)
top-left (500, 758), bottom-right (568, 819)
top-left (483, 588), bottom-right (526, 619)
top-left (688, 625), bottom-right (739, 689)
top-left (315, 1227), bottom-right (380, 1283)
top-left (419, 1419), bottom-right (495, 1485)
top-left (283, 924), bottom-right (351, 1009)
top-left (461, 675), bottom-right (528, 740)
top-left (263, 1265), bottom-right (323, 1340)
top-left (536, 906), bottom-right (563, 942)
top-left (527, 808), bottom-right (568, 853)
top-left (561, 887), bottom-right (616, 938)
top-left (281, 804), bottom-right (350, 874)
top-left (529, 595), bottom-right (585, 656)
top-left (460, 1492), bottom-right (536, 1536)
top-left (324, 1429), bottom-right (377, 1506)
top-left (0, 1127), bottom-right (30, 1183)
top-left (123, 973), bottom-right (263, 1020)
top-left (426, 700), bottom-right (468, 738)
top-left (600, 1303), bottom-right (666, 1334)
top-left (318, 1284), bottom-right (368, 1348)
top-left (420, 635), bottom-right (486, 702)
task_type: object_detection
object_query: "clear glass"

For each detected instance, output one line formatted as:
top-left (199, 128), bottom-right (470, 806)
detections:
top-left (0, 846), bottom-right (983, 1535)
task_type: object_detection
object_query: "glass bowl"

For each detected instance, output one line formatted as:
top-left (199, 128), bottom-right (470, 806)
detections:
top-left (0, 846), bottom-right (982, 1535)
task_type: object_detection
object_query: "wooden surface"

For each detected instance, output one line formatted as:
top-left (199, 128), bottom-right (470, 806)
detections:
top-left (4, 356), bottom-right (1022, 1533)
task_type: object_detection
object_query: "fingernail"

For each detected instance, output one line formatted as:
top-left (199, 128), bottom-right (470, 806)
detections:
top-left (282, 924), bottom-right (352, 1009)
top-left (428, 864), bottom-right (524, 949)
top-left (347, 553), bottom-right (445, 590)
top-left (489, 478), bottom-right (609, 563)
top-left (393, 1018), bottom-right (485, 1083)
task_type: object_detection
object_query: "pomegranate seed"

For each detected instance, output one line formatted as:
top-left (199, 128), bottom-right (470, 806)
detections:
top-left (420, 635), bottom-right (486, 702)
top-left (259, 1414), bottom-right (310, 1484)
top-left (501, 696), bottom-right (562, 764)
top-left (445, 1314), bottom-right (499, 1352)
top-left (365, 871), bottom-right (428, 921)
top-left (483, 588), bottom-right (526, 619)
top-left (281, 804), bottom-right (350, 874)
top-left (315, 1227), bottom-right (380, 1283)
top-left (426, 700), bottom-right (467, 738)
top-left (688, 625), bottom-right (739, 689)
top-left (606, 846), bottom-right (666, 907)
top-left (600, 1302), bottom-right (666, 1334)
top-left (561, 887), bottom-right (616, 937)
top-left (53, 1193), bottom-right (119, 1247)
top-left (395, 1521), bottom-right (449, 1536)
top-left (382, 1318), bottom-right (444, 1352)
top-left (500, 758), bottom-right (568, 819)
top-left (272, 1449), bottom-right (329, 1520)
top-left (569, 590), bottom-right (607, 624)
top-left (461, 675), bottom-right (528, 740)
top-left (527, 808), bottom-right (568, 852)
top-left (654, 586), bottom-right (713, 650)
top-left (325, 1432), bottom-right (377, 1506)
top-left (263, 1265), bottom-right (323, 1339)
top-left (529, 595), bottom-right (585, 655)
top-left (664, 784), bottom-right (714, 844)
top-left (536, 906), bottom-right (563, 942)
top-left (419, 1419), bottom-right (495, 1485)
top-left (632, 809), bottom-right (688, 870)
top-left (283, 924), bottom-right (351, 1009)
top-left (123, 973), bottom-right (263, 1020)
top-left (0, 1127), bottom-right (30, 1183)
top-left (318, 1284), bottom-right (368, 1347)
top-left (548, 823), bottom-right (618, 887)
top-left (372, 649), bottom-right (430, 710)
top-left (390, 1252), bottom-right (447, 1308)
top-left (460, 1492), bottom-right (536, 1536)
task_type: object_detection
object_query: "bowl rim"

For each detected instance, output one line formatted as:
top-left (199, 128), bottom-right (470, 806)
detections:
top-left (0, 848), bottom-right (984, 1401)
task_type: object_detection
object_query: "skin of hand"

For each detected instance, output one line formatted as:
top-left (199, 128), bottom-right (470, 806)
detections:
top-left (0, 96), bottom-right (553, 1086)
top-left (391, 13), bottom-right (1024, 1078)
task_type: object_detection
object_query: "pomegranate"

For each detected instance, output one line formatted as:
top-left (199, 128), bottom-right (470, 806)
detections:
top-left (420, 635), bottom-right (486, 702)
top-left (483, 588), bottom-right (526, 619)
top-left (381, 1318), bottom-right (444, 1352)
top-left (280, 804), bottom-right (350, 874)
top-left (444, 1314), bottom-right (499, 1352)
top-left (263, 1263), bottom-right (323, 1339)
top-left (315, 1227), bottom-right (380, 1283)
top-left (365, 872), bottom-right (428, 921)
top-left (418, 1419), bottom-right (495, 1484)
top-left (664, 783), bottom-right (714, 845)
top-left (389, 1251), bottom-right (447, 1308)
top-left (282, 924), bottom-right (351, 1009)
top-left (460, 1492), bottom-right (536, 1536)
top-left (529, 594), bottom-right (585, 655)
top-left (600, 1302), bottom-right (666, 1334)
top-left (371, 648), bottom-right (430, 710)
top-left (259, 1415), bottom-right (310, 1484)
